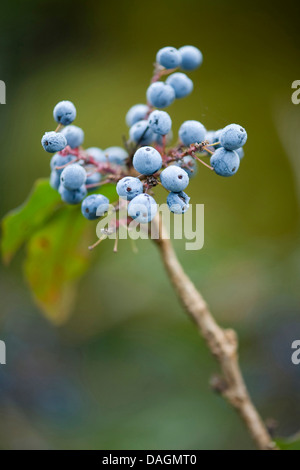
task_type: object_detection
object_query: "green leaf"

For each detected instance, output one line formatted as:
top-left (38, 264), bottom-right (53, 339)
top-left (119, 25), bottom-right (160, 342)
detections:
top-left (276, 434), bottom-right (300, 450)
top-left (23, 206), bottom-right (93, 324)
top-left (21, 182), bottom-right (118, 324)
top-left (1, 178), bottom-right (119, 324)
top-left (1, 178), bottom-right (61, 264)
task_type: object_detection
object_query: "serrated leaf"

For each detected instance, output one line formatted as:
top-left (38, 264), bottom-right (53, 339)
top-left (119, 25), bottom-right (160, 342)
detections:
top-left (1, 178), bottom-right (61, 264)
top-left (23, 206), bottom-right (93, 325)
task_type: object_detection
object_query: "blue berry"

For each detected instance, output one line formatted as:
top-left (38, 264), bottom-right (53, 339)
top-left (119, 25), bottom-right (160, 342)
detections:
top-left (146, 82), bottom-right (175, 109)
top-left (179, 46), bottom-right (203, 71)
top-left (86, 147), bottom-right (107, 163)
top-left (167, 191), bottom-right (190, 214)
top-left (95, 195), bottom-right (110, 216)
top-left (128, 193), bottom-right (157, 224)
top-left (156, 47), bottom-right (181, 69)
top-left (166, 72), bottom-right (193, 99)
top-left (50, 171), bottom-right (60, 190)
top-left (204, 130), bottom-right (222, 153)
top-left (210, 129), bottom-right (222, 149)
top-left (220, 124), bottom-right (247, 150)
top-left (59, 184), bottom-right (87, 205)
top-left (148, 110), bottom-right (172, 135)
top-left (50, 153), bottom-right (74, 175)
top-left (179, 120), bottom-right (206, 146)
top-left (235, 147), bottom-right (244, 160)
top-left (213, 129), bottom-right (222, 143)
top-left (86, 172), bottom-right (102, 189)
top-left (81, 194), bottom-right (109, 220)
top-left (129, 120), bottom-right (154, 145)
top-left (41, 131), bottom-right (67, 153)
top-left (175, 156), bottom-right (197, 178)
top-left (104, 146), bottom-right (128, 166)
top-left (126, 104), bottom-right (149, 127)
top-left (205, 130), bottom-right (216, 144)
top-left (60, 164), bottom-right (86, 190)
top-left (210, 147), bottom-right (240, 176)
top-left (116, 177), bottom-right (143, 201)
top-left (133, 146), bottom-right (162, 175)
top-left (61, 125), bottom-right (84, 148)
top-left (160, 165), bottom-right (189, 192)
top-left (53, 100), bottom-right (76, 126)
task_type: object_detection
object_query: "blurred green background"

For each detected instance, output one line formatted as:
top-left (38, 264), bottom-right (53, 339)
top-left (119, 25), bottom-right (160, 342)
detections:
top-left (0, 0), bottom-right (300, 450)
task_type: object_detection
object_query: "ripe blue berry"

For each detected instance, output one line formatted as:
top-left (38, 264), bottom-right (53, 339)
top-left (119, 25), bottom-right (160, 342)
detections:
top-left (210, 147), bottom-right (240, 176)
top-left (156, 47), bottom-right (181, 69)
top-left (126, 104), bottom-right (149, 127)
top-left (175, 156), bottom-right (197, 178)
top-left (59, 184), bottom-right (87, 205)
top-left (167, 191), bottom-right (190, 214)
top-left (116, 177), bottom-right (143, 201)
top-left (220, 124), bottom-right (247, 150)
top-left (86, 147), bottom-right (107, 163)
top-left (96, 195), bottom-right (110, 216)
top-left (160, 165), bottom-right (189, 192)
top-left (146, 82), bottom-right (175, 109)
top-left (166, 73), bottom-right (193, 99)
top-left (60, 163), bottom-right (86, 190)
top-left (50, 171), bottom-right (61, 190)
top-left (104, 146), bottom-right (128, 166)
top-left (128, 193), bottom-right (157, 224)
top-left (179, 46), bottom-right (203, 71)
top-left (53, 100), bottom-right (76, 126)
top-left (179, 120), bottom-right (206, 146)
top-left (61, 125), bottom-right (84, 149)
top-left (81, 194), bottom-right (109, 220)
top-left (129, 120), bottom-right (154, 146)
top-left (133, 146), bottom-right (162, 175)
top-left (50, 153), bottom-right (74, 175)
top-left (148, 110), bottom-right (172, 135)
top-left (41, 131), bottom-right (67, 153)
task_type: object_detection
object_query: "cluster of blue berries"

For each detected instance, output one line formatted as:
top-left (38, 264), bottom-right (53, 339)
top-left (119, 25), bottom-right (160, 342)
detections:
top-left (42, 100), bottom-right (126, 219)
top-left (145, 46), bottom-right (201, 109)
top-left (41, 45), bottom-right (247, 248)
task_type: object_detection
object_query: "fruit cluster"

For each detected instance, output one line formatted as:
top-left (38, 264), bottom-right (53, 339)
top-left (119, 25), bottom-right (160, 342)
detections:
top-left (41, 45), bottom-right (247, 247)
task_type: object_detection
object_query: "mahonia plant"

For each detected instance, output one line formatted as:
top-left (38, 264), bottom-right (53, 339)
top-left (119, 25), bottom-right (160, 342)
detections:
top-left (41, 45), bottom-right (247, 250)
top-left (5, 47), bottom-right (278, 450)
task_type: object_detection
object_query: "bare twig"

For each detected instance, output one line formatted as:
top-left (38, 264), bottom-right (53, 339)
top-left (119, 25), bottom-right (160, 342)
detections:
top-left (152, 215), bottom-right (277, 450)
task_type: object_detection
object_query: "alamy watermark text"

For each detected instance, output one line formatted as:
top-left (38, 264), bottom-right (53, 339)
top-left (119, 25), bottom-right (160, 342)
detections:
top-left (0, 340), bottom-right (6, 364)
top-left (291, 80), bottom-right (300, 105)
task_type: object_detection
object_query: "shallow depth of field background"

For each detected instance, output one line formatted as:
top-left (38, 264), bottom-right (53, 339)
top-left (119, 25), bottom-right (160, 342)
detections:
top-left (0, 0), bottom-right (300, 450)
